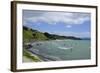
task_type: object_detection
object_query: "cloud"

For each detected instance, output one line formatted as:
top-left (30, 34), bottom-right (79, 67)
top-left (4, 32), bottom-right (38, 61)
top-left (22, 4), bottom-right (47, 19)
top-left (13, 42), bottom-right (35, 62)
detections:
top-left (66, 25), bottom-right (72, 28)
top-left (23, 11), bottom-right (91, 25)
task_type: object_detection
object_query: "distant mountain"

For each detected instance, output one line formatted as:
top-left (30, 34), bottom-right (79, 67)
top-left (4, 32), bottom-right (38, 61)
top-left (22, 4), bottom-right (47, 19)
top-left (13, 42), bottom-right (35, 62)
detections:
top-left (23, 26), bottom-right (82, 42)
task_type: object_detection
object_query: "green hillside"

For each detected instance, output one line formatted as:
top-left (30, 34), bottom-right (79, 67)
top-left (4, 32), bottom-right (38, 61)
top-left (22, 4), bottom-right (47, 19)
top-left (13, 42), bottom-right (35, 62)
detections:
top-left (23, 26), bottom-right (82, 42)
top-left (23, 29), bottom-right (33, 42)
top-left (33, 32), bottom-right (48, 40)
top-left (23, 26), bottom-right (48, 42)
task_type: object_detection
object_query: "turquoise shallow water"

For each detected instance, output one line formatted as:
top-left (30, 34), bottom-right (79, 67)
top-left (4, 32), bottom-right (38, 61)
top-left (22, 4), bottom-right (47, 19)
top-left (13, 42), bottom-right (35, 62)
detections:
top-left (31, 40), bottom-right (91, 61)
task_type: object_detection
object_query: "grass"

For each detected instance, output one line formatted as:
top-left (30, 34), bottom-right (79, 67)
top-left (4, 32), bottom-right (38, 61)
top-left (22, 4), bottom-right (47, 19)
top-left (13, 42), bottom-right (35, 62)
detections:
top-left (23, 29), bottom-right (48, 42)
top-left (23, 49), bottom-right (42, 62)
top-left (23, 29), bottom-right (34, 42)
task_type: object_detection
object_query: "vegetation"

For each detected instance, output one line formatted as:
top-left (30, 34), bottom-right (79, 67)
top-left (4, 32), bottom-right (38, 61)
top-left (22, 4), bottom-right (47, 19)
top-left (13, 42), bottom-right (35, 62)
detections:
top-left (23, 49), bottom-right (41, 62)
top-left (23, 26), bottom-right (82, 42)
top-left (33, 32), bottom-right (48, 40)
top-left (44, 32), bottom-right (82, 40)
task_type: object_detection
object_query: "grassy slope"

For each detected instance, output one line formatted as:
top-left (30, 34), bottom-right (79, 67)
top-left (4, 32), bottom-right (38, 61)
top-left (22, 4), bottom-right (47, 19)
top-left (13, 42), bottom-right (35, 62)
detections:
top-left (33, 32), bottom-right (48, 40)
top-left (23, 29), bottom-right (48, 42)
top-left (23, 49), bottom-right (41, 62)
top-left (23, 29), bottom-right (34, 42)
top-left (23, 28), bottom-right (48, 62)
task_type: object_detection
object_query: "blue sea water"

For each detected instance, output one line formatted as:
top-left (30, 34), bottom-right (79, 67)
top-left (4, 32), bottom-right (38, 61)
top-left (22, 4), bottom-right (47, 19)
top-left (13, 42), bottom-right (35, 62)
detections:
top-left (30, 40), bottom-right (91, 61)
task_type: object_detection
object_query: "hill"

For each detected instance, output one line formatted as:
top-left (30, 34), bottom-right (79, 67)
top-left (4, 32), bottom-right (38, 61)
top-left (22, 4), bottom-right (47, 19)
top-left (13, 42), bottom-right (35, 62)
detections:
top-left (23, 26), bottom-right (82, 42)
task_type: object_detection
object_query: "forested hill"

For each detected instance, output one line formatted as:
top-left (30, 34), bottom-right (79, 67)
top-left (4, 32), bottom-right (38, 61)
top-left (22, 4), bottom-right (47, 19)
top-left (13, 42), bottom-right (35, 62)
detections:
top-left (23, 26), bottom-right (82, 42)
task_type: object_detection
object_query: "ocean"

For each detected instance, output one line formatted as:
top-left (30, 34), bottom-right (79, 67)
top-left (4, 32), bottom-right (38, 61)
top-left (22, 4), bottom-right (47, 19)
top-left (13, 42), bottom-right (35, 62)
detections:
top-left (29, 40), bottom-right (91, 61)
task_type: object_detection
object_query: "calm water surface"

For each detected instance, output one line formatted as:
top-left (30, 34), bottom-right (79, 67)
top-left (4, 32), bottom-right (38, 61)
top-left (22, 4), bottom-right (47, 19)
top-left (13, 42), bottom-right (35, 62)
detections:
top-left (30, 40), bottom-right (91, 61)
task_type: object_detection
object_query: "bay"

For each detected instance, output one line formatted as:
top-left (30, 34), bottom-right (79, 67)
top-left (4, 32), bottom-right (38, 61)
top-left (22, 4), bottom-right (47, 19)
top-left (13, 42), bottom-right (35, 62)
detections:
top-left (29, 40), bottom-right (91, 61)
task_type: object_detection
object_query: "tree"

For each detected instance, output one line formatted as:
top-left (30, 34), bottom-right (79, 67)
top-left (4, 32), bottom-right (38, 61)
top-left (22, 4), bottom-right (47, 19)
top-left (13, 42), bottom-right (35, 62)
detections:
top-left (23, 26), bottom-right (28, 30)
